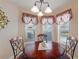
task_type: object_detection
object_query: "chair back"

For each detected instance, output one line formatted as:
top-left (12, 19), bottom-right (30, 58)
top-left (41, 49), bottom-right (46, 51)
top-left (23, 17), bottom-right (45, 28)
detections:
top-left (37, 34), bottom-right (47, 42)
top-left (9, 36), bottom-right (24, 59)
top-left (65, 37), bottom-right (78, 59)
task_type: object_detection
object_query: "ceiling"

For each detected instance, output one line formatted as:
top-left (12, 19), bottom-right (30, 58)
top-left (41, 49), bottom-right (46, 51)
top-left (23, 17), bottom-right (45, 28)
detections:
top-left (9, 0), bottom-right (72, 13)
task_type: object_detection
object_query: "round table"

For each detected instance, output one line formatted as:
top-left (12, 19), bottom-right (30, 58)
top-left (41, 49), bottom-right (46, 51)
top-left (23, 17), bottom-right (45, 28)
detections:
top-left (25, 41), bottom-right (65, 59)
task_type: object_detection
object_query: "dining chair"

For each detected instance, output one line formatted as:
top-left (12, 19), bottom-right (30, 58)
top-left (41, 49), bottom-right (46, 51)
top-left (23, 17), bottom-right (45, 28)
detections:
top-left (59, 37), bottom-right (78, 59)
top-left (9, 36), bottom-right (28, 59)
top-left (37, 34), bottom-right (47, 43)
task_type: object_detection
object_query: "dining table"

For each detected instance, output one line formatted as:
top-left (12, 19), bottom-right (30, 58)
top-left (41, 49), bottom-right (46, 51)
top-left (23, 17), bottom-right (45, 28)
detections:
top-left (24, 41), bottom-right (65, 59)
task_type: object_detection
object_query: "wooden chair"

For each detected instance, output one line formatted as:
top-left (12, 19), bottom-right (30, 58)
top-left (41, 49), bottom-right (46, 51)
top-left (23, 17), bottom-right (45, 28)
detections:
top-left (9, 36), bottom-right (28, 59)
top-left (59, 37), bottom-right (78, 59)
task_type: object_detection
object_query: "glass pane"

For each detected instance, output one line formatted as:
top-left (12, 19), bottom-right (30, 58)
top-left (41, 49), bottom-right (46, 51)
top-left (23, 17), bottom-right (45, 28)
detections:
top-left (58, 22), bottom-right (69, 44)
top-left (43, 23), bottom-right (52, 42)
top-left (25, 22), bottom-right (36, 42)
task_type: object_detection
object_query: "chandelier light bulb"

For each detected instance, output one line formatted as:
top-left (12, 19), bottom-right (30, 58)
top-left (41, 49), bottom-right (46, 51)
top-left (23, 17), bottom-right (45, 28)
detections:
top-left (45, 6), bottom-right (52, 13)
top-left (38, 11), bottom-right (43, 16)
top-left (31, 5), bottom-right (39, 13)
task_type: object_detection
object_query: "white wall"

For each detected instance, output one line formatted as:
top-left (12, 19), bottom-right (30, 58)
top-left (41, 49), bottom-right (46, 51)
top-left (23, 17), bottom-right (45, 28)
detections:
top-left (0, 0), bottom-right (19, 59)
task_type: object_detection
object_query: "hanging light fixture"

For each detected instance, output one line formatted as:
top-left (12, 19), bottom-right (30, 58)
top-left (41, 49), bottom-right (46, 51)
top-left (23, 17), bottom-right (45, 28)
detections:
top-left (31, 4), bottom-right (39, 13)
top-left (38, 11), bottom-right (43, 16)
top-left (31, 0), bottom-right (52, 16)
top-left (38, 8), bottom-right (43, 16)
top-left (45, 5), bottom-right (52, 13)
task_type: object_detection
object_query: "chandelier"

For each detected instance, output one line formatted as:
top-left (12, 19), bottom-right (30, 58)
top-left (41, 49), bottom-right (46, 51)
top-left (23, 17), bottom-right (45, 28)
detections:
top-left (31, 0), bottom-right (52, 16)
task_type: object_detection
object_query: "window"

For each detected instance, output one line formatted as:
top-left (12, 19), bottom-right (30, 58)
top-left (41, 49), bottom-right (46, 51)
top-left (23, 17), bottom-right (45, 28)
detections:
top-left (22, 9), bottom-right (72, 43)
top-left (25, 23), bottom-right (36, 42)
top-left (23, 13), bottom-right (37, 42)
top-left (57, 9), bottom-right (72, 44)
top-left (58, 22), bottom-right (70, 44)
top-left (41, 17), bottom-right (54, 42)
top-left (42, 23), bottom-right (52, 41)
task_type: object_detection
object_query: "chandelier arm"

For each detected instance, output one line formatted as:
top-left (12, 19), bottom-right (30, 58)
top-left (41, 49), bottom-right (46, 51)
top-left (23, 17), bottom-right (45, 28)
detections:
top-left (35, 1), bottom-right (40, 5)
top-left (43, 2), bottom-right (49, 6)
top-left (40, 0), bottom-right (44, 3)
top-left (39, 2), bottom-right (43, 11)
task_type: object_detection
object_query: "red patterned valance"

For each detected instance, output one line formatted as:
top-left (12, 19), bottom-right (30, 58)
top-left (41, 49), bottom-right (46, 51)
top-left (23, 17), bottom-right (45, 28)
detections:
top-left (22, 13), bottom-right (38, 24)
top-left (41, 16), bottom-right (55, 25)
top-left (56, 9), bottom-right (72, 25)
top-left (22, 9), bottom-right (72, 25)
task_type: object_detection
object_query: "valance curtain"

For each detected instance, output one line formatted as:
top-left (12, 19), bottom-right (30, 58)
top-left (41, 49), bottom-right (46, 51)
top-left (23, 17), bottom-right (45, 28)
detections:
top-left (56, 9), bottom-right (72, 25)
top-left (22, 9), bottom-right (72, 25)
top-left (41, 16), bottom-right (55, 25)
top-left (22, 13), bottom-right (38, 25)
